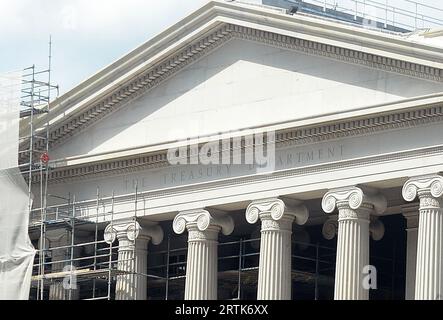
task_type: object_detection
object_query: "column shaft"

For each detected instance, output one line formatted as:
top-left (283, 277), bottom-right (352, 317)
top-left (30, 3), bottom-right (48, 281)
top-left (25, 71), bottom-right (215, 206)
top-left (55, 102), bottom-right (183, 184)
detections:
top-left (246, 198), bottom-right (308, 300)
top-left (46, 230), bottom-right (79, 300)
top-left (184, 230), bottom-right (218, 300)
top-left (173, 209), bottom-right (234, 301)
top-left (334, 208), bottom-right (370, 300)
top-left (115, 239), bottom-right (148, 300)
top-left (402, 175), bottom-right (443, 300)
top-left (257, 218), bottom-right (292, 299)
top-left (104, 220), bottom-right (163, 300)
top-left (322, 186), bottom-right (386, 301)
top-left (415, 198), bottom-right (443, 299)
top-left (49, 283), bottom-right (69, 300)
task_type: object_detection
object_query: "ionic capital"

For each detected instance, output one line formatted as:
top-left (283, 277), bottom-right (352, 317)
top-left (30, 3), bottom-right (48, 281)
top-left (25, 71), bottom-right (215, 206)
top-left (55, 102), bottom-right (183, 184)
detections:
top-left (322, 186), bottom-right (387, 220)
top-left (44, 229), bottom-right (70, 246)
top-left (322, 216), bottom-right (338, 240)
top-left (245, 197), bottom-right (309, 228)
top-left (40, 229), bottom-right (70, 261)
top-left (173, 209), bottom-right (234, 241)
top-left (104, 219), bottom-right (163, 247)
top-left (322, 215), bottom-right (384, 240)
top-left (402, 175), bottom-right (443, 204)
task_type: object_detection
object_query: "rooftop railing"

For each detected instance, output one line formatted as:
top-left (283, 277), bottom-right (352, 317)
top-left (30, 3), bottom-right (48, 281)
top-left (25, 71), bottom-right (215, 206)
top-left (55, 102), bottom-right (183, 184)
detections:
top-left (278, 0), bottom-right (443, 31)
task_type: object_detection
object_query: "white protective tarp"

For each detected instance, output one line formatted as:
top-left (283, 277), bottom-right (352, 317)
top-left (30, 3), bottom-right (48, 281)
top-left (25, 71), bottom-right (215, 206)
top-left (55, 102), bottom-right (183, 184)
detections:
top-left (0, 71), bottom-right (36, 300)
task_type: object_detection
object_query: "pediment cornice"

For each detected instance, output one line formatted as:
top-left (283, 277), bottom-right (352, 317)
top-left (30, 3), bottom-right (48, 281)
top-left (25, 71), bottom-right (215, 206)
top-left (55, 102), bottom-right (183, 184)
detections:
top-left (20, 1), bottom-right (443, 164)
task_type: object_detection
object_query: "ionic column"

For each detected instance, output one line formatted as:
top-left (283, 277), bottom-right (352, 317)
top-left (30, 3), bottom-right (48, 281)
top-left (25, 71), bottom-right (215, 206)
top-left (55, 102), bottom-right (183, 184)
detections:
top-left (402, 204), bottom-right (419, 300)
top-left (245, 198), bottom-right (309, 300)
top-left (44, 229), bottom-right (80, 300)
top-left (402, 175), bottom-right (443, 300)
top-left (322, 186), bottom-right (386, 300)
top-left (173, 209), bottom-right (234, 300)
top-left (104, 220), bottom-right (163, 300)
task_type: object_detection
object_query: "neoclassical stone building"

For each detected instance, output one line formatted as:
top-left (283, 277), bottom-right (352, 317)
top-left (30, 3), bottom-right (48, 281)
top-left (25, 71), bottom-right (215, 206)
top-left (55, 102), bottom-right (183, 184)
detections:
top-left (25, 0), bottom-right (443, 300)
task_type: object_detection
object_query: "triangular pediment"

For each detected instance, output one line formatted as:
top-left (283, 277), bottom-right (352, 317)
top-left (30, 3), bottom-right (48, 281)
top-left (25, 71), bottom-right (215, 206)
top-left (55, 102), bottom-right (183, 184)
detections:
top-left (50, 37), bottom-right (443, 159)
top-left (20, 1), bottom-right (443, 164)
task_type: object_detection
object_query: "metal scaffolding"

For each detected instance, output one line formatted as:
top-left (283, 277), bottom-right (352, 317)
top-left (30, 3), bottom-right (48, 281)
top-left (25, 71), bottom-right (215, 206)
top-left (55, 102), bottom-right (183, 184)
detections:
top-left (18, 37), bottom-right (142, 300)
top-left (28, 189), bottom-right (140, 300)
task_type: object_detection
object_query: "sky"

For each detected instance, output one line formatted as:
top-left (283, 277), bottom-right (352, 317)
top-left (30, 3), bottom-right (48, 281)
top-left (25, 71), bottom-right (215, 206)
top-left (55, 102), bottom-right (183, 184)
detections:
top-left (1, 0), bottom-right (442, 96)
top-left (0, 0), bottom-right (208, 95)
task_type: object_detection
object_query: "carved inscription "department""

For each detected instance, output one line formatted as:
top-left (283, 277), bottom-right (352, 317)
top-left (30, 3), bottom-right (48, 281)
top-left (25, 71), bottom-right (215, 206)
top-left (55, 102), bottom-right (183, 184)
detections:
top-left (124, 144), bottom-right (345, 191)
top-left (277, 144), bottom-right (344, 168)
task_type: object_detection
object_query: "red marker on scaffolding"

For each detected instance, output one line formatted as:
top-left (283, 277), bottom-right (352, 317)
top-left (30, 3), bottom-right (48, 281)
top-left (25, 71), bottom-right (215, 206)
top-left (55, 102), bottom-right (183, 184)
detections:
top-left (40, 152), bottom-right (50, 164)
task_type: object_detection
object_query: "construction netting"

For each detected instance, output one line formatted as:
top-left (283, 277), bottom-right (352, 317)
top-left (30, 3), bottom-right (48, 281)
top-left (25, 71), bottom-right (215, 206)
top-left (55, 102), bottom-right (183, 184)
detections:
top-left (0, 71), bottom-right (36, 300)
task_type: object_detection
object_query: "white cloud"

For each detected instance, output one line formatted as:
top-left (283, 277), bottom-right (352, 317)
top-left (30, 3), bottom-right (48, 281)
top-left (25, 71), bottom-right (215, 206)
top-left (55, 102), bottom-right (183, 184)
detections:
top-left (0, 0), bottom-right (208, 92)
top-left (0, 0), bottom-right (208, 35)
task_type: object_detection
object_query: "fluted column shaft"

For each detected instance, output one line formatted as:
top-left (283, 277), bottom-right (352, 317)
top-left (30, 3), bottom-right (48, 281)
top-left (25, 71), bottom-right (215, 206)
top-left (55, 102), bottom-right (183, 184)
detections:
top-left (48, 283), bottom-right (68, 300)
top-left (185, 225), bottom-right (219, 300)
top-left (115, 237), bottom-right (149, 300)
top-left (173, 209), bottom-right (234, 300)
top-left (258, 214), bottom-right (293, 299)
top-left (334, 204), bottom-right (371, 300)
top-left (48, 250), bottom-right (80, 300)
top-left (246, 198), bottom-right (308, 300)
top-left (45, 230), bottom-right (79, 300)
top-left (416, 195), bottom-right (443, 299)
top-left (322, 186), bottom-right (386, 300)
top-left (403, 175), bottom-right (443, 300)
top-left (104, 220), bottom-right (163, 300)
